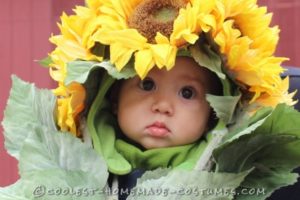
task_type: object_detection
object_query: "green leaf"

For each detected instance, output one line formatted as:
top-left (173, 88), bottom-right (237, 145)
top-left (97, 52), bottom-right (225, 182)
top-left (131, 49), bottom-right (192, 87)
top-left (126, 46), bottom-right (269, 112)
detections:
top-left (1, 76), bottom-right (109, 200)
top-left (215, 104), bottom-right (300, 172)
top-left (136, 168), bottom-right (171, 183)
top-left (65, 60), bottom-right (136, 85)
top-left (0, 181), bottom-right (29, 200)
top-left (220, 78), bottom-right (235, 97)
top-left (22, 170), bottom-right (108, 200)
top-left (90, 42), bottom-right (106, 57)
top-left (213, 104), bottom-right (300, 199)
top-left (1, 169), bottom-right (108, 200)
top-left (189, 44), bottom-right (225, 80)
top-left (177, 48), bottom-right (191, 57)
top-left (222, 107), bottom-right (272, 143)
top-left (206, 94), bottom-right (241, 124)
top-left (37, 56), bottom-right (52, 68)
top-left (189, 43), bottom-right (235, 96)
top-left (258, 103), bottom-right (300, 137)
top-left (128, 169), bottom-right (251, 200)
top-left (19, 127), bottom-right (108, 183)
top-left (2, 76), bottom-right (57, 159)
top-left (235, 170), bottom-right (298, 200)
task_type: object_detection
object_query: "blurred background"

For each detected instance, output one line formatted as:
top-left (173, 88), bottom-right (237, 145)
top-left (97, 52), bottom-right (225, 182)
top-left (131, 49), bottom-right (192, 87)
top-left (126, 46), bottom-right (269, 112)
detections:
top-left (0, 0), bottom-right (299, 186)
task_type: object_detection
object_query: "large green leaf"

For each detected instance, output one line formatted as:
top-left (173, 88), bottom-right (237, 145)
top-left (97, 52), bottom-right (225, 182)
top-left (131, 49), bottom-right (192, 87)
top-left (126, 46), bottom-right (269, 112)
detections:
top-left (19, 126), bottom-right (108, 183)
top-left (0, 181), bottom-right (29, 200)
top-left (206, 94), bottom-right (241, 124)
top-left (2, 76), bottom-right (57, 159)
top-left (1, 76), bottom-right (109, 200)
top-left (222, 107), bottom-right (273, 143)
top-left (22, 169), bottom-right (108, 200)
top-left (213, 104), bottom-right (300, 199)
top-left (189, 44), bottom-right (225, 80)
top-left (235, 170), bottom-right (298, 200)
top-left (189, 43), bottom-right (235, 96)
top-left (65, 60), bottom-right (136, 85)
top-left (127, 169), bottom-right (251, 200)
top-left (0, 169), bottom-right (109, 200)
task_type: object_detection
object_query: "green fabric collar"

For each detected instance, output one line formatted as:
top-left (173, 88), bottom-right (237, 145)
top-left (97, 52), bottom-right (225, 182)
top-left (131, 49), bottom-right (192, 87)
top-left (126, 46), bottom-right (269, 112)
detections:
top-left (115, 138), bottom-right (209, 172)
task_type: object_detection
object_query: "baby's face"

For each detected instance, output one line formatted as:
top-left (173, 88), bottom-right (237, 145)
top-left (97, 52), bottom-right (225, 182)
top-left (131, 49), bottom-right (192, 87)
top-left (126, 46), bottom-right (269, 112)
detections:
top-left (117, 57), bottom-right (211, 149)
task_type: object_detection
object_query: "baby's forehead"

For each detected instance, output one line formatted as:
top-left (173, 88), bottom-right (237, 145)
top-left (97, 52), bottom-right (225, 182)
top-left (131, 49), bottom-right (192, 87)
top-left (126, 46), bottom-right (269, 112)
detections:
top-left (167, 57), bottom-right (221, 93)
top-left (165, 68), bottom-right (207, 85)
top-left (150, 57), bottom-right (214, 83)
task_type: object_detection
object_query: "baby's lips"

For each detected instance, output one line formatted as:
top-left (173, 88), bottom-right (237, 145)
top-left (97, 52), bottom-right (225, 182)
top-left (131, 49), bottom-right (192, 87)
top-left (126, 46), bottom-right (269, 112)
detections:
top-left (146, 122), bottom-right (170, 137)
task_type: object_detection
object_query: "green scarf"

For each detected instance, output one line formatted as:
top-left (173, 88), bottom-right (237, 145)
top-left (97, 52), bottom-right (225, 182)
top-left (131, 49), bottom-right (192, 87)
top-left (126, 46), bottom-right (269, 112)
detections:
top-left (115, 137), bottom-right (209, 172)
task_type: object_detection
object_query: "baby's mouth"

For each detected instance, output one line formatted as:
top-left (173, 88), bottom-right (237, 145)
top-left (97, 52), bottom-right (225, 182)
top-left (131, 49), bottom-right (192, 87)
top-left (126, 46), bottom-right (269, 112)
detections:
top-left (146, 122), bottom-right (170, 137)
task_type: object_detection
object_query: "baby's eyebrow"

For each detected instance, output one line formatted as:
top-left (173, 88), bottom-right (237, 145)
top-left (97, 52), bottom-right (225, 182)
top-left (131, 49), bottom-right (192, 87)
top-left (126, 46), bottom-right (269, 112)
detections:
top-left (178, 75), bottom-right (206, 86)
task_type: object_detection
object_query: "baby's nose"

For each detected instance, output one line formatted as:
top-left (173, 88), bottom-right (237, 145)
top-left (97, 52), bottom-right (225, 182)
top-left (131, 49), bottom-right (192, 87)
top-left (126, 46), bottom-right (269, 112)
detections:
top-left (151, 95), bottom-right (174, 116)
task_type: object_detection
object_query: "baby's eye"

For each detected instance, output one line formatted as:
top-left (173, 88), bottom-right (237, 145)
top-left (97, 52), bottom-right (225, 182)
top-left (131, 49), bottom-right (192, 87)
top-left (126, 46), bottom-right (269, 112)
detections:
top-left (139, 78), bottom-right (156, 91)
top-left (179, 86), bottom-right (196, 99)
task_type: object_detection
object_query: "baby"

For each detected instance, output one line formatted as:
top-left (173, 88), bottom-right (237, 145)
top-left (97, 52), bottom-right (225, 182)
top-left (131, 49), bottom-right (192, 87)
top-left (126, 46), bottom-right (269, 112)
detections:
top-left (109, 56), bottom-right (222, 200)
top-left (115, 56), bottom-right (221, 150)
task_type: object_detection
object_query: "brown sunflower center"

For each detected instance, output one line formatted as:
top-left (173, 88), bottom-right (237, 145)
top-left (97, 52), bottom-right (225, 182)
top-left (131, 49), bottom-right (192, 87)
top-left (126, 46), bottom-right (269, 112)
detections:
top-left (128, 0), bottom-right (187, 43)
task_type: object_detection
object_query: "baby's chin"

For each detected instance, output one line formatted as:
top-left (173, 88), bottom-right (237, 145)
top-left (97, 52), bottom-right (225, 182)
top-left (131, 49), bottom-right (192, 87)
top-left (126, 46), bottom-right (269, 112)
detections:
top-left (139, 138), bottom-right (177, 150)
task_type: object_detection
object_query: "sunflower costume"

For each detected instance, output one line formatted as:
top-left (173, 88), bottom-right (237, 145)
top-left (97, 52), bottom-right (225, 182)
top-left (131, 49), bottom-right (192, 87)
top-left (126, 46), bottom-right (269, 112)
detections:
top-left (1, 0), bottom-right (300, 199)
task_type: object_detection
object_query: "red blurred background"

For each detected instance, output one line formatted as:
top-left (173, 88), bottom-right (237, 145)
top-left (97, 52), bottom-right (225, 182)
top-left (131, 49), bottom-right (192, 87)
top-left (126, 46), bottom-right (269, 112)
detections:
top-left (0, 0), bottom-right (299, 186)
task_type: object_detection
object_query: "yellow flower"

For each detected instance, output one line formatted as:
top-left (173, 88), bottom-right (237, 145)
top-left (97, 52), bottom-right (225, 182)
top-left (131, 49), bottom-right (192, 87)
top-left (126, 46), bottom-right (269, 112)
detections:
top-left (49, 4), bottom-right (104, 136)
top-left (170, 0), bottom-right (216, 46)
top-left (212, 0), bottom-right (294, 108)
top-left (214, 20), bottom-right (243, 55)
top-left (255, 77), bottom-right (297, 107)
top-left (54, 83), bottom-right (86, 136)
top-left (94, 0), bottom-right (216, 78)
top-left (241, 56), bottom-right (287, 101)
top-left (214, 0), bottom-right (279, 55)
top-left (85, 0), bottom-right (102, 13)
top-left (50, 7), bottom-right (103, 64)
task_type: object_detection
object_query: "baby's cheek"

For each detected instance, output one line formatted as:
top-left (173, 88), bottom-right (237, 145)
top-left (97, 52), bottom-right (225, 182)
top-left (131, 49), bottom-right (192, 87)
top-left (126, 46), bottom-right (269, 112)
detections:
top-left (179, 112), bottom-right (208, 138)
top-left (117, 110), bottom-right (130, 131)
top-left (118, 107), bottom-right (141, 133)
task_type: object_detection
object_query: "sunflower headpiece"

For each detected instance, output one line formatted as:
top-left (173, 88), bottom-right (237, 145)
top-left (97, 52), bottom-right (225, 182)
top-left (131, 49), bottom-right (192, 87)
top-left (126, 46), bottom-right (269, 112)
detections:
top-left (47, 0), bottom-right (296, 136)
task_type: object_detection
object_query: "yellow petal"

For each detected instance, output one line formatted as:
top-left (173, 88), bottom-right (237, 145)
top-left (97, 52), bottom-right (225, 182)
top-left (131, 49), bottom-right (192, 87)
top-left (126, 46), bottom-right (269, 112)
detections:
top-left (182, 33), bottom-right (199, 44)
top-left (51, 36), bottom-right (87, 60)
top-left (236, 70), bottom-right (262, 86)
top-left (94, 28), bottom-right (147, 50)
top-left (198, 0), bottom-right (216, 13)
top-left (171, 3), bottom-right (200, 46)
top-left (199, 14), bottom-right (216, 32)
top-left (166, 47), bottom-right (177, 70)
top-left (110, 43), bottom-right (135, 71)
top-left (86, 0), bottom-right (102, 10)
top-left (50, 67), bottom-right (65, 82)
top-left (53, 84), bottom-right (68, 96)
top-left (135, 49), bottom-right (155, 79)
top-left (56, 98), bottom-right (69, 131)
top-left (151, 44), bottom-right (177, 69)
top-left (255, 77), bottom-right (298, 107)
top-left (155, 32), bottom-right (170, 44)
